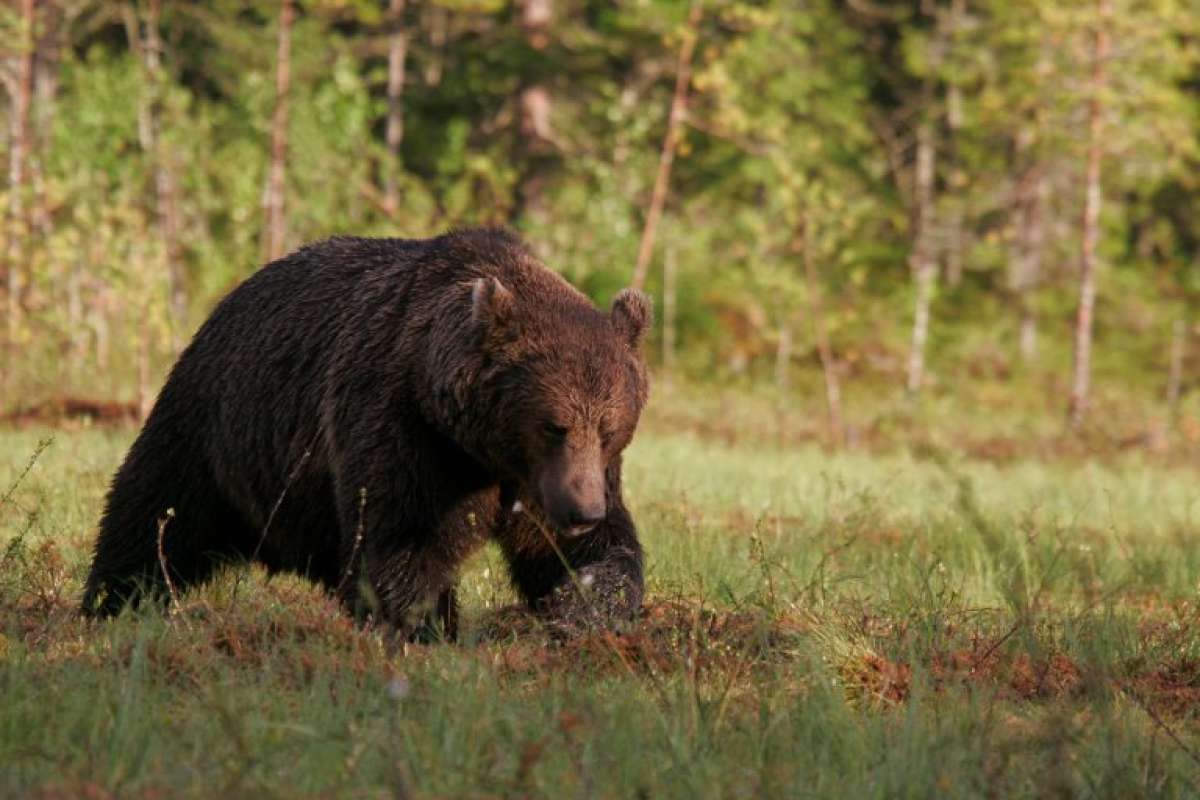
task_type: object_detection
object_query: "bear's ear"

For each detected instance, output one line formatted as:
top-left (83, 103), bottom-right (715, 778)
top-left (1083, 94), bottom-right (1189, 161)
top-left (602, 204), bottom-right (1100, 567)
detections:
top-left (611, 288), bottom-right (652, 348)
top-left (471, 276), bottom-right (515, 339)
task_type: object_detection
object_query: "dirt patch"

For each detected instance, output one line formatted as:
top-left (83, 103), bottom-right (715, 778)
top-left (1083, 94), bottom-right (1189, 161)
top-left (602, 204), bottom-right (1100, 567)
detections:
top-left (835, 640), bottom-right (1200, 720)
top-left (842, 653), bottom-right (913, 704)
top-left (929, 648), bottom-right (1084, 702)
top-left (27, 783), bottom-right (170, 800)
top-left (1127, 658), bottom-right (1200, 719)
top-left (478, 600), bottom-right (808, 679)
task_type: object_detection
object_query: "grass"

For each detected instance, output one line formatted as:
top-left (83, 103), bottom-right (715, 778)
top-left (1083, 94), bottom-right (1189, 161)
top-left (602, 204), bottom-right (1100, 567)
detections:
top-left (3, 393), bottom-right (1200, 798)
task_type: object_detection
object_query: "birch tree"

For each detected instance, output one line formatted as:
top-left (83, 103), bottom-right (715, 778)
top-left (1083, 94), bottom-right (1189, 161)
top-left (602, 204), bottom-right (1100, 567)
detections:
top-left (5, 0), bottom-right (35, 347)
top-left (1066, 0), bottom-right (1110, 429)
top-left (630, 1), bottom-right (701, 293)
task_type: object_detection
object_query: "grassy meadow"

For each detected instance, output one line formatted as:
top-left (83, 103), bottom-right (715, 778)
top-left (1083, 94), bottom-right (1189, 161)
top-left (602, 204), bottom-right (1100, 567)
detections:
top-left (3, 388), bottom-right (1200, 798)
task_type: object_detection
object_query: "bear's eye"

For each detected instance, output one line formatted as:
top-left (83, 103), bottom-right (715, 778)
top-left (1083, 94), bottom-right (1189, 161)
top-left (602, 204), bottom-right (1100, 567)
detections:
top-left (542, 423), bottom-right (568, 442)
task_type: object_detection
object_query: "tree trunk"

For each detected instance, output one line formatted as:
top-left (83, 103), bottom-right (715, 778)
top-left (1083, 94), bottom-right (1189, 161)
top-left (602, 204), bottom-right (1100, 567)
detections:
top-left (943, 0), bottom-right (967, 288)
top-left (521, 0), bottom-right (552, 47)
top-left (67, 254), bottom-right (84, 378)
top-left (1010, 126), bottom-right (1046, 365)
top-left (128, 0), bottom-right (187, 349)
top-left (630, 2), bottom-right (701, 292)
top-left (662, 238), bottom-right (677, 375)
top-left (1016, 170), bottom-right (1045, 364)
top-left (905, 117), bottom-right (937, 396)
top-left (519, 86), bottom-right (554, 145)
top-left (92, 297), bottom-right (111, 372)
top-left (1068, 0), bottom-right (1111, 430)
top-left (943, 166), bottom-right (963, 287)
top-left (516, 0), bottom-right (555, 220)
top-left (30, 24), bottom-right (62, 244)
top-left (423, 5), bottom-right (447, 87)
top-left (5, 0), bottom-right (35, 351)
top-left (801, 217), bottom-right (845, 448)
top-left (774, 318), bottom-right (792, 391)
top-left (262, 0), bottom-right (295, 263)
top-left (382, 0), bottom-right (407, 216)
top-left (1018, 306), bottom-right (1038, 364)
top-left (1167, 318), bottom-right (1186, 415)
top-left (148, 0), bottom-right (185, 334)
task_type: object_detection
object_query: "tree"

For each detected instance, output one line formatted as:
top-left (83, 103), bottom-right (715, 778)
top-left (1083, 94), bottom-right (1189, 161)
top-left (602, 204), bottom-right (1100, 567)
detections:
top-left (1067, 0), bottom-right (1110, 429)
top-left (124, 0), bottom-right (187, 347)
top-left (630, 1), bottom-right (701, 293)
top-left (382, 0), bottom-right (407, 215)
top-left (902, 2), bottom-right (951, 397)
top-left (262, 0), bottom-right (295, 263)
top-left (941, 0), bottom-right (967, 289)
top-left (800, 212), bottom-right (845, 447)
top-left (905, 112), bottom-right (937, 395)
top-left (1010, 128), bottom-right (1047, 363)
top-left (4, 0), bottom-right (35, 348)
top-left (515, 0), bottom-right (556, 220)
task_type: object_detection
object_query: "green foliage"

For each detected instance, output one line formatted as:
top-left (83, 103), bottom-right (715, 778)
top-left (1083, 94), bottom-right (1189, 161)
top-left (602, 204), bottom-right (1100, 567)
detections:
top-left (3, 0), bottom-right (1200, 405)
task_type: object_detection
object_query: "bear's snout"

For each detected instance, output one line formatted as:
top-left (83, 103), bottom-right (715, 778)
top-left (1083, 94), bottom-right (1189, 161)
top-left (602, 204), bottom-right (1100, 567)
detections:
top-left (543, 487), bottom-right (606, 538)
top-left (538, 453), bottom-right (606, 537)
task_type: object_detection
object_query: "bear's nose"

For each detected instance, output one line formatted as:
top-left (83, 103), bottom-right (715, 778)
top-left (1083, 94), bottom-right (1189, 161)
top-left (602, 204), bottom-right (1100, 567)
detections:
top-left (565, 506), bottom-right (605, 534)
top-left (568, 508), bottom-right (604, 527)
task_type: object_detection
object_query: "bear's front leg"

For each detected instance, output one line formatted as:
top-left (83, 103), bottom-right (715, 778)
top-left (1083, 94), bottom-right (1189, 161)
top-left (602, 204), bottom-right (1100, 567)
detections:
top-left (336, 537), bottom-right (459, 642)
top-left (499, 473), bottom-right (644, 629)
top-left (331, 474), bottom-right (459, 642)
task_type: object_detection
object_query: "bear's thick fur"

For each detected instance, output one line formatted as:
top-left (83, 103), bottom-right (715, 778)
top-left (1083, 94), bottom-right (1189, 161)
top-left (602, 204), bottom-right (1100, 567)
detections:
top-left (81, 228), bottom-right (651, 637)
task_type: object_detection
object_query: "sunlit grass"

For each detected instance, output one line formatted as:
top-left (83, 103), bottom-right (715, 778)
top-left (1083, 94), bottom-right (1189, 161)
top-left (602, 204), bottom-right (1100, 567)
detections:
top-left (3, 403), bottom-right (1200, 798)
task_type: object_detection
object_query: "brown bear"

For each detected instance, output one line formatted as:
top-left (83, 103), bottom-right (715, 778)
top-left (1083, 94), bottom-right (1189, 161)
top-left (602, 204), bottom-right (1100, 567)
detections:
top-left (80, 228), bottom-right (651, 638)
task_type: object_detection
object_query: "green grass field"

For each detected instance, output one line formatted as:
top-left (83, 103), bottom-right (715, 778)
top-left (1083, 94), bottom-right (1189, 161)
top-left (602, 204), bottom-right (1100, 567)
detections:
top-left (3, 395), bottom-right (1200, 798)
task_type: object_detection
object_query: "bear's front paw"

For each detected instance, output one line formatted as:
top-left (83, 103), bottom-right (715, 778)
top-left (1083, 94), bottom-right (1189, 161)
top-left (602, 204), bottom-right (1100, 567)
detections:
top-left (535, 561), bottom-right (644, 634)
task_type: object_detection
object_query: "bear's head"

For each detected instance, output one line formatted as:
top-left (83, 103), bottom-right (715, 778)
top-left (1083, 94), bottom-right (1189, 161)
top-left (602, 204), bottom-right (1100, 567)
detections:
top-left (471, 276), bottom-right (651, 537)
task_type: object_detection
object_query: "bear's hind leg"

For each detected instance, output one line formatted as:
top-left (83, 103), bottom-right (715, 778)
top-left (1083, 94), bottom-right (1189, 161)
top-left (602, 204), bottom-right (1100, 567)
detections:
top-left (81, 474), bottom-right (253, 618)
top-left (80, 536), bottom-right (161, 618)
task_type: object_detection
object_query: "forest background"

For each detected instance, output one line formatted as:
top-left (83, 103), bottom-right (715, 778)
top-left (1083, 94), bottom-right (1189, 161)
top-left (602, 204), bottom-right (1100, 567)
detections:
top-left (1, 0), bottom-right (1198, 450)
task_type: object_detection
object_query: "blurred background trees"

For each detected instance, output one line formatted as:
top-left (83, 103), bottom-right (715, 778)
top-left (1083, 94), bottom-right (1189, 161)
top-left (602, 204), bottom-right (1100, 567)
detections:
top-left (2, 0), bottom-right (1199, 440)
